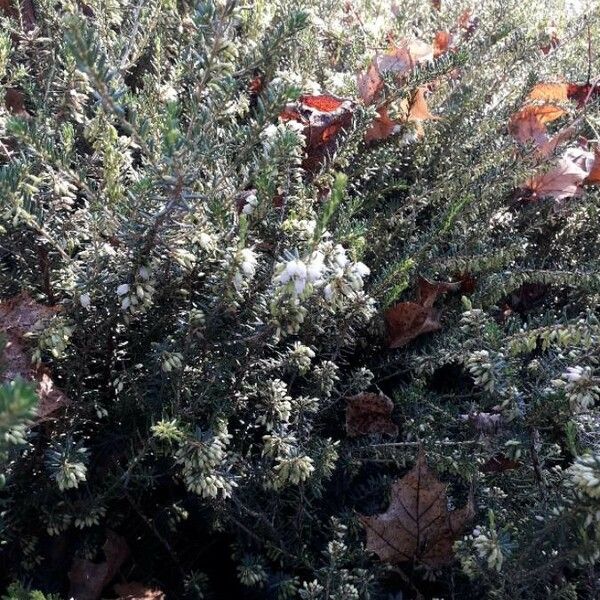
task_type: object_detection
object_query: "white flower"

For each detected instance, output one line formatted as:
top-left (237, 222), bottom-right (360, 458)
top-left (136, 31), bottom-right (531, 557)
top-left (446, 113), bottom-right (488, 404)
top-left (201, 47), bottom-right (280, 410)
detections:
top-left (240, 248), bottom-right (258, 277)
top-left (262, 124), bottom-right (279, 139)
top-left (324, 283), bottom-right (334, 301)
top-left (353, 262), bottom-right (370, 277)
top-left (565, 366), bottom-right (585, 382)
top-left (79, 293), bottom-right (91, 309)
top-left (241, 193), bottom-right (258, 215)
top-left (333, 244), bottom-right (348, 268)
top-left (306, 251), bottom-right (325, 283)
top-left (159, 84), bottom-right (178, 103)
top-left (278, 259), bottom-right (308, 295)
top-left (116, 283), bottom-right (130, 296)
top-left (284, 119), bottom-right (306, 135)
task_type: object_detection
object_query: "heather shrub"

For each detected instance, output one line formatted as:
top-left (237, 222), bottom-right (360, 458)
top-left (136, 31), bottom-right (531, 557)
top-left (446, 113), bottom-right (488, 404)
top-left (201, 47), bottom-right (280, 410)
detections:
top-left (1, 0), bottom-right (600, 598)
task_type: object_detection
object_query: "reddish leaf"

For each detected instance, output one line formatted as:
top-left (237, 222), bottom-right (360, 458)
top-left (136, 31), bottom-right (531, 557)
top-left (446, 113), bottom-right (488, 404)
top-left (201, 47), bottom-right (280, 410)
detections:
top-left (346, 392), bottom-right (398, 437)
top-left (364, 106), bottom-right (399, 142)
top-left (69, 531), bottom-right (129, 600)
top-left (407, 87), bottom-right (438, 122)
top-left (416, 275), bottom-right (461, 308)
top-left (433, 31), bottom-right (452, 57)
top-left (540, 25), bottom-right (559, 55)
top-left (361, 451), bottom-right (474, 566)
top-left (458, 272), bottom-right (477, 295)
top-left (385, 302), bottom-right (442, 348)
top-left (357, 39), bottom-right (433, 106)
top-left (481, 454), bottom-right (521, 474)
top-left (280, 94), bottom-right (354, 173)
top-left (567, 83), bottom-right (600, 108)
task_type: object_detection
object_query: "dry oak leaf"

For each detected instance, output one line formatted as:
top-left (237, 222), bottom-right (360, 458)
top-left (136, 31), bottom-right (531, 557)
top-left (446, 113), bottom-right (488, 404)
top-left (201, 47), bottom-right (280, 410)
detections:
top-left (346, 392), bottom-right (398, 437)
top-left (385, 302), bottom-right (442, 349)
top-left (114, 582), bottom-right (165, 599)
top-left (509, 83), bottom-right (569, 145)
top-left (357, 38), bottom-right (434, 105)
top-left (280, 94), bottom-right (354, 172)
top-left (361, 452), bottom-right (474, 566)
top-left (416, 275), bottom-right (461, 308)
top-left (69, 531), bottom-right (130, 600)
top-left (522, 146), bottom-right (594, 200)
top-left (365, 89), bottom-right (437, 143)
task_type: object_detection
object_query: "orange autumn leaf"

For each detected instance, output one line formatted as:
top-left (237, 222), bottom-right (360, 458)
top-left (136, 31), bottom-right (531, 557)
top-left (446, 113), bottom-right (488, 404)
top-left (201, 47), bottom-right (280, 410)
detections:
top-left (364, 106), bottom-right (398, 143)
top-left (385, 302), bottom-right (442, 348)
top-left (407, 88), bottom-right (438, 121)
top-left (346, 392), bottom-right (398, 437)
top-left (433, 31), bottom-right (451, 57)
top-left (361, 451), bottom-right (474, 567)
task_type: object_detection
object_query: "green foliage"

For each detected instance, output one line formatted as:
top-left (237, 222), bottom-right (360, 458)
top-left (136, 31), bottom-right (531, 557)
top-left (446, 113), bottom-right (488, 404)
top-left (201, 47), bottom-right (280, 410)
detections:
top-left (1, 0), bottom-right (600, 598)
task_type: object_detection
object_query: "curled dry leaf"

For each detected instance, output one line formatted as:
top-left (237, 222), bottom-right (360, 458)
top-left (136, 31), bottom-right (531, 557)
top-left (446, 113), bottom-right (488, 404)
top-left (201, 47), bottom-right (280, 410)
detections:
top-left (346, 392), bottom-right (398, 437)
top-left (357, 38), bottom-right (434, 105)
top-left (0, 293), bottom-right (69, 420)
top-left (69, 531), bottom-right (130, 600)
top-left (280, 94), bottom-right (354, 173)
top-left (365, 89), bottom-right (437, 143)
top-left (114, 582), bottom-right (166, 599)
top-left (385, 302), bottom-right (442, 348)
top-left (522, 147), bottom-right (594, 201)
top-left (361, 451), bottom-right (474, 567)
top-left (416, 275), bottom-right (461, 308)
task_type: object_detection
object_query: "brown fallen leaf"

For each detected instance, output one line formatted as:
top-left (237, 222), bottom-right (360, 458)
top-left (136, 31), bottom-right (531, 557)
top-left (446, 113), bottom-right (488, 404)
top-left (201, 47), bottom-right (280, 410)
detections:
top-left (481, 453), bottom-right (521, 474)
top-left (416, 275), bottom-right (461, 308)
top-left (114, 582), bottom-right (166, 599)
top-left (69, 531), bottom-right (129, 600)
top-left (346, 392), bottom-right (398, 437)
top-left (567, 82), bottom-right (600, 108)
top-left (0, 293), bottom-right (69, 420)
top-left (357, 38), bottom-right (434, 106)
top-left (522, 146), bottom-right (593, 200)
top-left (385, 302), bottom-right (442, 348)
top-left (433, 31), bottom-right (452, 57)
top-left (0, 292), bottom-right (60, 334)
top-left (280, 94), bottom-right (354, 172)
top-left (364, 106), bottom-right (399, 143)
top-left (457, 272), bottom-right (477, 295)
top-left (361, 451), bottom-right (474, 567)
